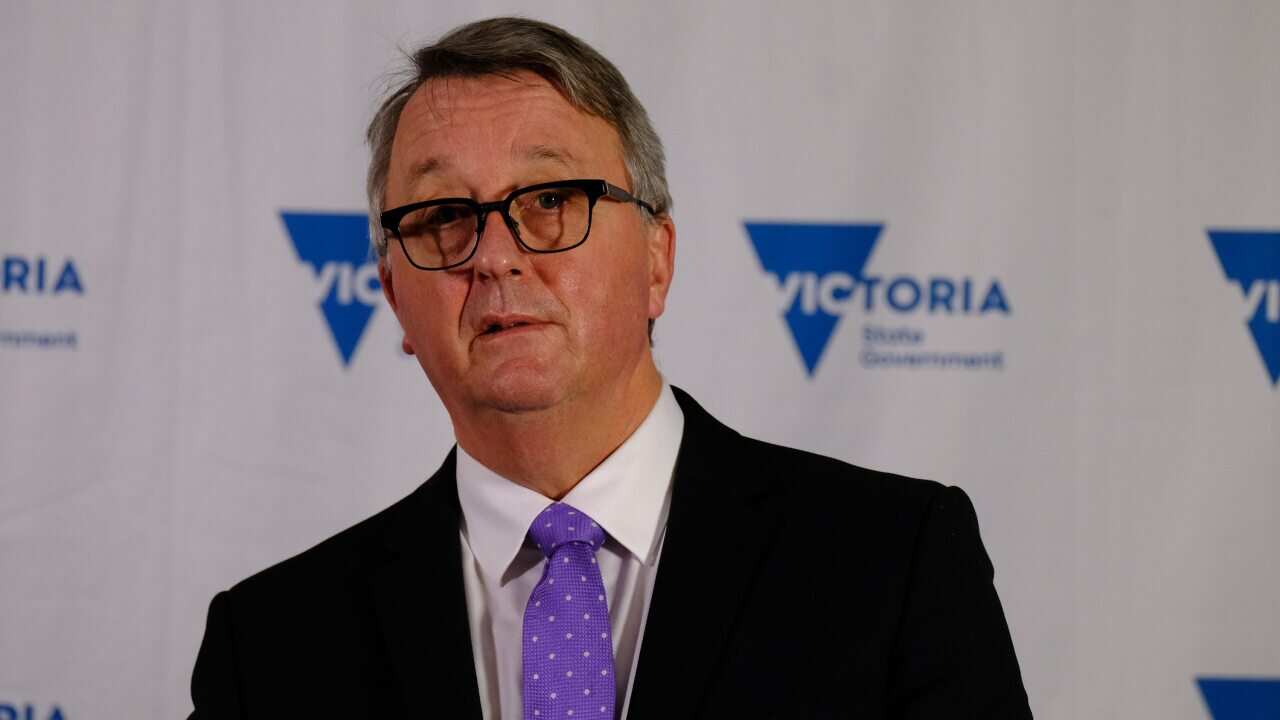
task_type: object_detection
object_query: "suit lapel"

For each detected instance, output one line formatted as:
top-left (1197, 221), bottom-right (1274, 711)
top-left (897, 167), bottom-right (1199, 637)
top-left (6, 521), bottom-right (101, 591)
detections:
top-left (371, 449), bottom-right (483, 720)
top-left (627, 388), bottom-right (784, 718)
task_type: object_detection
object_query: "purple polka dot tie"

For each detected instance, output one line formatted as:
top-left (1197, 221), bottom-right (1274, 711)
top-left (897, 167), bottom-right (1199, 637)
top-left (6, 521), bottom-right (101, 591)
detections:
top-left (522, 502), bottom-right (616, 719)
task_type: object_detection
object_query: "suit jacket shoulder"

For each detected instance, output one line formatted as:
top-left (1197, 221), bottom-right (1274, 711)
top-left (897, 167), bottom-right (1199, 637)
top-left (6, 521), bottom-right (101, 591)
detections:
top-left (628, 387), bottom-right (1032, 718)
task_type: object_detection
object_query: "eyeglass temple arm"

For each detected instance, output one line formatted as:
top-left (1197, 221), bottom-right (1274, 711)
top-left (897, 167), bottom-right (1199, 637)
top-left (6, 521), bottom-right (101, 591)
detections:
top-left (603, 182), bottom-right (657, 216)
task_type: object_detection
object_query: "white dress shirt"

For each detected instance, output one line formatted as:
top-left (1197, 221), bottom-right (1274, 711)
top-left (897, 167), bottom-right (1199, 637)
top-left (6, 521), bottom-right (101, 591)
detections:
top-left (456, 384), bottom-right (685, 720)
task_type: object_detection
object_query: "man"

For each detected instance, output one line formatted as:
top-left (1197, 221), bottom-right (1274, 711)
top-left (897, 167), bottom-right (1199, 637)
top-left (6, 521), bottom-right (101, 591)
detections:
top-left (190, 17), bottom-right (1032, 719)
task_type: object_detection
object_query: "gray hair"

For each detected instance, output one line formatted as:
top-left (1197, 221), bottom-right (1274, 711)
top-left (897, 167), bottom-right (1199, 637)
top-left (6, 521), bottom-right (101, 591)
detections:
top-left (365, 16), bottom-right (672, 258)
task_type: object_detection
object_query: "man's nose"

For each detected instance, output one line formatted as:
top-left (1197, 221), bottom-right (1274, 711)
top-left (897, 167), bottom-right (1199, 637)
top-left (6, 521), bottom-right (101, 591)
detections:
top-left (471, 208), bottom-right (530, 280)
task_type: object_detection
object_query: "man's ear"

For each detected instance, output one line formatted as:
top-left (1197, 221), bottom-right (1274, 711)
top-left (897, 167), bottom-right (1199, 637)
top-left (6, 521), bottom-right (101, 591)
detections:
top-left (378, 254), bottom-right (416, 356)
top-left (378, 255), bottom-right (398, 310)
top-left (646, 216), bottom-right (676, 321)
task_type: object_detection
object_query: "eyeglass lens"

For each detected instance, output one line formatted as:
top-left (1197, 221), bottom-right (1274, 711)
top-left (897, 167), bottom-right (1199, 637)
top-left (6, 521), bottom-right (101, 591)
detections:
top-left (397, 184), bottom-right (592, 268)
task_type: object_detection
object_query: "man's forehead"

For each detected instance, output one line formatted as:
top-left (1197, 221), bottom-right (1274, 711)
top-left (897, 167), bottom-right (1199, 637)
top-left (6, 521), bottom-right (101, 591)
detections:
top-left (389, 71), bottom-right (625, 186)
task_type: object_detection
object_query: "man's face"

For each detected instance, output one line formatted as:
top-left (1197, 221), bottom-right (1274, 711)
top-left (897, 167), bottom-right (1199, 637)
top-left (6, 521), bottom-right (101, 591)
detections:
top-left (380, 72), bottom-right (674, 420)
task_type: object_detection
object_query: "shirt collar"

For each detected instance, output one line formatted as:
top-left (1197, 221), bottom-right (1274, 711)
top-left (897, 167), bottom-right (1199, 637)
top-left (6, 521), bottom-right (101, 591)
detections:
top-left (456, 384), bottom-right (685, 582)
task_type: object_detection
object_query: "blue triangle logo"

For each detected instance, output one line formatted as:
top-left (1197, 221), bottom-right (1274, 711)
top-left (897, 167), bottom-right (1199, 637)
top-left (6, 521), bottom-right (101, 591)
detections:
top-left (1197, 677), bottom-right (1280, 719)
top-left (745, 222), bottom-right (883, 376)
top-left (1207, 229), bottom-right (1280, 387)
top-left (281, 211), bottom-right (380, 367)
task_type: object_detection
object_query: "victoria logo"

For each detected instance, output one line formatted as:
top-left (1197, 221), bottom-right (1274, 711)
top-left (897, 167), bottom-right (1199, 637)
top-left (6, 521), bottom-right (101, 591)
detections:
top-left (746, 221), bottom-right (1011, 377)
top-left (281, 211), bottom-right (381, 367)
top-left (1207, 229), bottom-right (1280, 387)
top-left (746, 222), bottom-right (880, 375)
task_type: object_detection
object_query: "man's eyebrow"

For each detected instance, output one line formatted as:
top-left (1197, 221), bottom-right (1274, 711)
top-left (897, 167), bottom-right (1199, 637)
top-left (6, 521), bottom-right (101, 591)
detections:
top-left (520, 144), bottom-right (577, 168)
top-left (408, 156), bottom-right (451, 179)
top-left (405, 146), bottom-right (574, 182)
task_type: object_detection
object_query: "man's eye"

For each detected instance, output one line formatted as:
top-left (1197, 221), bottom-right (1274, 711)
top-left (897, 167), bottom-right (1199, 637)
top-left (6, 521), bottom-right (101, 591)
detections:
top-left (534, 191), bottom-right (566, 210)
top-left (424, 205), bottom-right (464, 226)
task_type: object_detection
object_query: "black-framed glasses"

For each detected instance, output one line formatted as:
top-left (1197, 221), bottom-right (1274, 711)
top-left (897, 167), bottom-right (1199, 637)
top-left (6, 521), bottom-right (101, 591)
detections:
top-left (380, 179), bottom-right (656, 271)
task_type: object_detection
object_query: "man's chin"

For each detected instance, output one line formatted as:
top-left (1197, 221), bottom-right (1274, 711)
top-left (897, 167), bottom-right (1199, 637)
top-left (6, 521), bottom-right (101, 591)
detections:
top-left (473, 373), bottom-right (569, 415)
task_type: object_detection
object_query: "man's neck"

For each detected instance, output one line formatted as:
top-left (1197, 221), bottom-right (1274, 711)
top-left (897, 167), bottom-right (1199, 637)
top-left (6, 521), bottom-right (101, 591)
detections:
top-left (454, 364), bottom-right (664, 499)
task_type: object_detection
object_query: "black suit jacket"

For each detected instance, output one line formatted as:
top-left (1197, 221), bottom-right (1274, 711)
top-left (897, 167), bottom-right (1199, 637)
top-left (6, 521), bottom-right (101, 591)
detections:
top-left (190, 387), bottom-right (1032, 718)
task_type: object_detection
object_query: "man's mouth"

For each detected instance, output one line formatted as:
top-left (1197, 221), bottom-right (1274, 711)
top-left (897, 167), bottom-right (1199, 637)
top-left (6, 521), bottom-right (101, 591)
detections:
top-left (475, 314), bottom-right (546, 339)
top-left (481, 320), bottom-right (534, 335)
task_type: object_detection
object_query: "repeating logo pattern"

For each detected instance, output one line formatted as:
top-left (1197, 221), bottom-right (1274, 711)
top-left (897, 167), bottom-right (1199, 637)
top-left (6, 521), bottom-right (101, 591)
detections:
top-left (1207, 229), bottom-right (1280, 387)
top-left (281, 211), bottom-right (381, 367)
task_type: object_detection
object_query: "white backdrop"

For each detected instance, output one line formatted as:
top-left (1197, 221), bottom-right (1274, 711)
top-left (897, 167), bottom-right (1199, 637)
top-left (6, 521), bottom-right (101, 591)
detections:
top-left (2, 1), bottom-right (1278, 718)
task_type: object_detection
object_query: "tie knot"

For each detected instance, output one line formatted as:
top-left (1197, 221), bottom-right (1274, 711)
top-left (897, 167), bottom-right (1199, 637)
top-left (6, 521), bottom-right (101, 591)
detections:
top-left (527, 502), bottom-right (605, 558)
